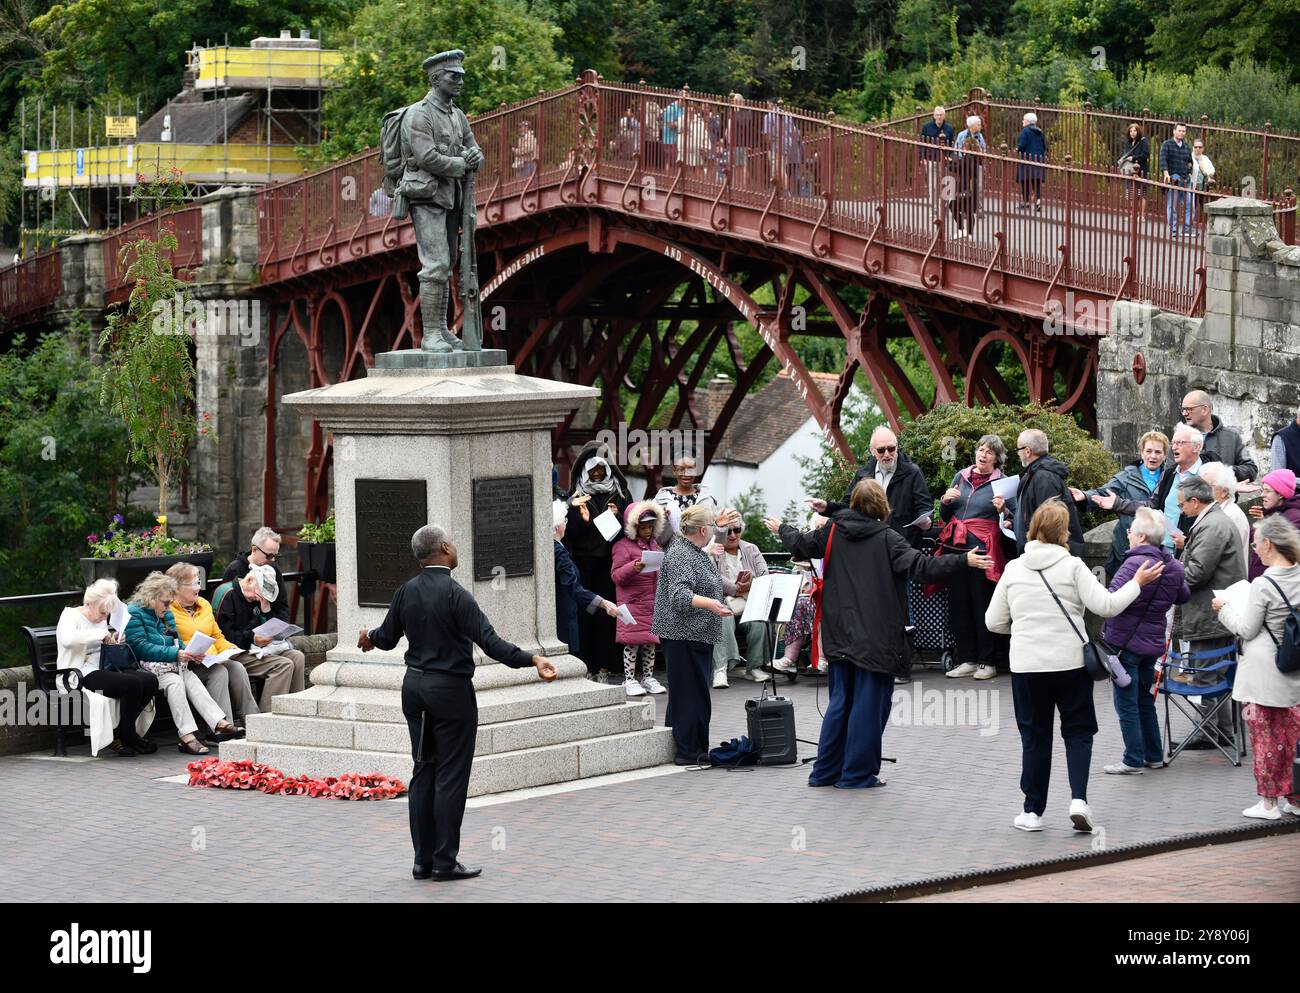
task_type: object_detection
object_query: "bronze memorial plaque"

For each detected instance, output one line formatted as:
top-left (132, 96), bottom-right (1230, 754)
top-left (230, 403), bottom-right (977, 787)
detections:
top-left (355, 479), bottom-right (428, 606)
top-left (472, 476), bottom-right (534, 582)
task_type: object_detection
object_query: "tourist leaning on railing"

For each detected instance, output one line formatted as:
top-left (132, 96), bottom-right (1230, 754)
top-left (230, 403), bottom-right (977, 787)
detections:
top-left (56, 578), bottom-right (158, 757)
top-left (123, 571), bottom-right (241, 756)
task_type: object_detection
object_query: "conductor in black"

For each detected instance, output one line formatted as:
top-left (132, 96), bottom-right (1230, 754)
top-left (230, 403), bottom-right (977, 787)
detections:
top-left (359, 523), bottom-right (558, 880)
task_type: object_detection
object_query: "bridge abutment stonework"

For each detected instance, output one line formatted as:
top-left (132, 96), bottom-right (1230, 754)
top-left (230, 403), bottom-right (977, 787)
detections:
top-left (1098, 197), bottom-right (1300, 469)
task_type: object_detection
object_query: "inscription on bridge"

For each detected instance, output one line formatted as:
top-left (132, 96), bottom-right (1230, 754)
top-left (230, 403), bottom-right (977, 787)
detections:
top-left (355, 479), bottom-right (427, 606)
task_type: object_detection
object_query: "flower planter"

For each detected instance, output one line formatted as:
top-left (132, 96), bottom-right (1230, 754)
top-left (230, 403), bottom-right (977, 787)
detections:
top-left (80, 552), bottom-right (216, 601)
top-left (297, 541), bottom-right (336, 584)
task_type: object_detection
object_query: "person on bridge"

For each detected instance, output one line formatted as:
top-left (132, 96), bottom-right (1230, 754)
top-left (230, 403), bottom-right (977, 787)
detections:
top-left (937, 434), bottom-right (1011, 681)
top-left (919, 106), bottom-right (954, 212)
top-left (951, 115), bottom-right (987, 239)
top-left (1159, 123), bottom-right (1194, 238)
top-left (399, 49), bottom-right (483, 354)
top-left (1005, 429), bottom-right (1085, 558)
top-left (806, 425), bottom-right (933, 548)
top-left (769, 480), bottom-right (991, 789)
top-left (359, 524), bottom-right (558, 881)
top-left (1182, 389), bottom-right (1257, 481)
top-left (1015, 112), bottom-right (1047, 212)
top-left (986, 499), bottom-right (1165, 833)
top-left (1118, 123), bottom-right (1150, 198)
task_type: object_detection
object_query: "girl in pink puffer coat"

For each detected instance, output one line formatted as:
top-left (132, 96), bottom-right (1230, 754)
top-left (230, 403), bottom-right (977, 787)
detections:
top-left (610, 500), bottom-right (668, 696)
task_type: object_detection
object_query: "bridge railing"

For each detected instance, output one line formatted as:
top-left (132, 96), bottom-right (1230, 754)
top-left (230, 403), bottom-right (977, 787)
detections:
top-left (102, 206), bottom-right (204, 305)
top-left (0, 249), bottom-right (61, 323)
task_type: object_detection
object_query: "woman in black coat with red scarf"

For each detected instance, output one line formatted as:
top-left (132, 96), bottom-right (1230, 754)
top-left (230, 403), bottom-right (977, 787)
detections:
top-left (768, 480), bottom-right (990, 789)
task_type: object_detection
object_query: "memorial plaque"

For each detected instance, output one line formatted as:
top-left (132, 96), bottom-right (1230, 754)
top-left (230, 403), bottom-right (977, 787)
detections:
top-left (472, 476), bottom-right (534, 582)
top-left (355, 479), bottom-right (428, 606)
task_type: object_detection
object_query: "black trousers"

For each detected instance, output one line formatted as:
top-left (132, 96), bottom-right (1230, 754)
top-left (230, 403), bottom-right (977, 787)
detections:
top-left (573, 552), bottom-right (618, 674)
top-left (1012, 668), bottom-right (1098, 816)
top-left (663, 639), bottom-right (712, 762)
top-left (402, 669), bottom-right (478, 871)
top-left (81, 669), bottom-right (158, 739)
top-left (947, 558), bottom-right (1003, 667)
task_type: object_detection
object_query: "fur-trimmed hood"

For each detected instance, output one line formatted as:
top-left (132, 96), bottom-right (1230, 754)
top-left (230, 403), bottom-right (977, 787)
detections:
top-left (623, 499), bottom-right (668, 541)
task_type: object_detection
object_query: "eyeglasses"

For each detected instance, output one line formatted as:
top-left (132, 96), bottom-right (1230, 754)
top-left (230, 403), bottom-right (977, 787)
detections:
top-left (254, 545), bottom-right (278, 562)
top-left (1180, 404), bottom-right (1207, 413)
top-left (874, 446), bottom-right (897, 454)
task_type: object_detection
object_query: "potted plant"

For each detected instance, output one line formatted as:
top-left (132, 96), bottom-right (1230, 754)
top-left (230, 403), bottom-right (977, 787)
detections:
top-left (297, 511), bottom-right (336, 584)
top-left (81, 513), bottom-right (214, 600)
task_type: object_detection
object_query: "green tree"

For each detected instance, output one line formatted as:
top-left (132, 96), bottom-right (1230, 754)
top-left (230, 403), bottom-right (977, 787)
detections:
top-left (1146, 0), bottom-right (1300, 84)
top-left (314, 0), bottom-right (574, 162)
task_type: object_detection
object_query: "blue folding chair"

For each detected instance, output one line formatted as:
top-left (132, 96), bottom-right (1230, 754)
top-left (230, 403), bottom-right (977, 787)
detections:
top-left (1158, 644), bottom-right (1243, 766)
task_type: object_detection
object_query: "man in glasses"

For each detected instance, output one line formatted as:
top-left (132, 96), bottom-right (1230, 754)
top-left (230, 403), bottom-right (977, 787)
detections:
top-left (808, 426), bottom-right (932, 548)
top-left (1181, 389), bottom-right (1256, 482)
top-left (221, 526), bottom-right (291, 623)
top-left (710, 521), bottom-right (772, 687)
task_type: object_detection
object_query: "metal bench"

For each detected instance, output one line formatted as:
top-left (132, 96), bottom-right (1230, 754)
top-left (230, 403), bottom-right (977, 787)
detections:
top-left (21, 625), bottom-right (84, 756)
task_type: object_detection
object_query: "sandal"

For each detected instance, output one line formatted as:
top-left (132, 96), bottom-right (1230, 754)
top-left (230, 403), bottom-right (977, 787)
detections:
top-left (178, 738), bottom-right (209, 755)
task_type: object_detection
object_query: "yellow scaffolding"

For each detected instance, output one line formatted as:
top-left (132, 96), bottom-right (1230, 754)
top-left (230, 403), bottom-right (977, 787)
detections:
top-left (22, 142), bottom-right (306, 187)
top-left (191, 45), bottom-right (343, 90)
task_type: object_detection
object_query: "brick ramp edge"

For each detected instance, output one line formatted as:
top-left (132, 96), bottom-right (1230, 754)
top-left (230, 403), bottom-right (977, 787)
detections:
top-left (806, 819), bottom-right (1300, 904)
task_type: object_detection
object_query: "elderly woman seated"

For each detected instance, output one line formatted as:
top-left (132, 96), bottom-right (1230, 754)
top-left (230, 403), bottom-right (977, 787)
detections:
top-left (123, 571), bottom-right (243, 755)
top-left (215, 564), bottom-right (307, 710)
top-left (166, 561), bottom-right (257, 727)
top-left (56, 578), bottom-right (159, 756)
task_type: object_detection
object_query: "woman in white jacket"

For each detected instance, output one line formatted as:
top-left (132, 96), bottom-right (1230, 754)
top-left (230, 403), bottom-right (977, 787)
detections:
top-left (1212, 514), bottom-right (1300, 820)
top-left (987, 500), bottom-right (1163, 833)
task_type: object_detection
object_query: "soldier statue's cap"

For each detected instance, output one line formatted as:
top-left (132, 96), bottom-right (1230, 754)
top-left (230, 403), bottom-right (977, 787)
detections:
top-left (422, 50), bottom-right (466, 75)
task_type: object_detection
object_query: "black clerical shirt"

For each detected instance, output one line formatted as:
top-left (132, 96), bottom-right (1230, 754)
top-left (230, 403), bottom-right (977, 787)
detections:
top-left (368, 565), bottom-right (533, 676)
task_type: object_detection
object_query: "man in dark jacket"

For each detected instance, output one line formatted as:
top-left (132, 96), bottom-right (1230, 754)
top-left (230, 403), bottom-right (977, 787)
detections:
top-left (811, 426), bottom-right (933, 548)
top-left (1159, 124), bottom-right (1194, 237)
top-left (768, 481), bottom-right (989, 789)
top-left (1269, 410), bottom-right (1300, 475)
top-left (1182, 389), bottom-right (1257, 481)
top-left (919, 106), bottom-right (954, 209)
top-left (1006, 429), bottom-right (1084, 556)
top-left (222, 526), bottom-right (290, 622)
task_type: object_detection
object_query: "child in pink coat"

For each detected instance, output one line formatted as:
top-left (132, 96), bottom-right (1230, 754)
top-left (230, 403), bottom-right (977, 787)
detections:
top-left (610, 500), bottom-right (668, 696)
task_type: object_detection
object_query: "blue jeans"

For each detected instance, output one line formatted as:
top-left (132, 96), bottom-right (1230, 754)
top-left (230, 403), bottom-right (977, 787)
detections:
top-left (1112, 649), bottom-right (1163, 768)
top-left (1166, 176), bottom-right (1191, 233)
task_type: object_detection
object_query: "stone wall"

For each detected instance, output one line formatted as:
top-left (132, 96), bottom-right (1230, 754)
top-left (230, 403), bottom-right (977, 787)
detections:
top-left (1098, 198), bottom-right (1300, 471)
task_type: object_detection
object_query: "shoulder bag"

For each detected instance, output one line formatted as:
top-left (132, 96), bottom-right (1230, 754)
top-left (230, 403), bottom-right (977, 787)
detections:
top-left (1036, 568), bottom-right (1115, 681)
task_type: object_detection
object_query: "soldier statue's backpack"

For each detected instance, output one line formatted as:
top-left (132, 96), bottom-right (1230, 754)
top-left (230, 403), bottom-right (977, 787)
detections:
top-left (380, 105), bottom-right (413, 197)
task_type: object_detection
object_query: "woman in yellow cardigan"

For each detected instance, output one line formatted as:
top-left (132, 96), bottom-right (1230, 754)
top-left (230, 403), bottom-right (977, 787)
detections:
top-left (166, 562), bottom-right (257, 728)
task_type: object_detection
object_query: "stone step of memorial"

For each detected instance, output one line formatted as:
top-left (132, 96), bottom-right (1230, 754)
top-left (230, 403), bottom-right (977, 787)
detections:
top-left (219, 727), bottom-right (676, 797)
top-left (243, 700), bottom-right (656, 754)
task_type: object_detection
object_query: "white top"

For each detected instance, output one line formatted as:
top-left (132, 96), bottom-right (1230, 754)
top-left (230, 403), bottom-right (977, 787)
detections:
top-left (1220, 500), bottom-right (1250, 564)
top-left (986, 541), bottom-right (1141, 673)
top-left (875, 466), bottom-right (895, 492)
top-left (55, 606), bottom-right (109, 674)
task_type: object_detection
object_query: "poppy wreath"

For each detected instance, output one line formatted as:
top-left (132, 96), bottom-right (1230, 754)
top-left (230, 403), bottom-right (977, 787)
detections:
top-left (187, 758), bottom-right (406, 800)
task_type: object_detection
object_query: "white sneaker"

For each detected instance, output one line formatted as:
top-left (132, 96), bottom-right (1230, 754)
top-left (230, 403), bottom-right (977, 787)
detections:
top-left (1069, 799), bottom-right (1095, 832)
top-left (1281, 799), bottom-right (1300, 816)
top-left (712, 671), bottom-right (729, 689)
top-left (743, 668), bottom-right (772, 682)
top-left (623, 679), bottom-right (646, 697)
top-left (1243, 800), bottom-right (1282, 820)
top-left (1013, 811), bottom-right (1043, 832)
top-left (640, 676), bottom-right (666, 695)
top-left (947, 663), bottom-right (978, 678)
top-left (1103, 762), bottom-right (1144, 775)
top-left (772, 659), bottom-right (797, 673)
top-left (974, 665), bottom-right (997, 680)
top-left (1144, 760), bottom-right (1165, 769)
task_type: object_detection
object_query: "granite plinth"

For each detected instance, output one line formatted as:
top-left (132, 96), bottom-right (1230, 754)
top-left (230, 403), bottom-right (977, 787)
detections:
top-left (372, 348), bottom-right (508, 371)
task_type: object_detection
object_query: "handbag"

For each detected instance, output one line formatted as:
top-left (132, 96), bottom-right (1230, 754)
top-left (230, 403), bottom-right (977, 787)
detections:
top-left (99, 640), bottom-right (140, 672)
top-left (1260, 577), bottom-right (1300, 674)
top-left (1035, 568), bottom-right (1115, 682)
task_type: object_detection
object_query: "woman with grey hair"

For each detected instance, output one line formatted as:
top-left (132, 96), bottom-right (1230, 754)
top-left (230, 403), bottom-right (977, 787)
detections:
top-left (1200, 462), bottom-right (1249, 562)
top-left (1100, 507), bottom-right (1190, 774)
top-left (951, 114), bottom-right (987, 238)
top-left (1016, 112), bottom-right (1047, 211)
top-left (652, 503), bottom-right (733, 764)
top-left (123, 571), bottom-right (238, 755)
top-left (936, 434), bottom-right (1010, 679)
top-left (1213, 514), bottom-right (1300, 819)
top-left (56, 578), bottom-right (159, 756)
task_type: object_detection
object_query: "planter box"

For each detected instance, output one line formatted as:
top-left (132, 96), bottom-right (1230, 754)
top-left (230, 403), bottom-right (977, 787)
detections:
top-left (297, 541), bottom-right (336, 584)
top-left (80, 552), bottom-right (216, 601)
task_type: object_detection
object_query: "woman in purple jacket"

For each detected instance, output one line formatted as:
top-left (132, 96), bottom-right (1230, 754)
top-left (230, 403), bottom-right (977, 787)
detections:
top-left (1101, 507), bottom-right (1191, 774)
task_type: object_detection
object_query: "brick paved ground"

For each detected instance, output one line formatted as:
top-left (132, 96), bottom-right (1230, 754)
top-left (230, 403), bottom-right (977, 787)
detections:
top-left (3, 665), bottom-right (1298, 902)
top-left (902, 834), bottom-right (1300, 902)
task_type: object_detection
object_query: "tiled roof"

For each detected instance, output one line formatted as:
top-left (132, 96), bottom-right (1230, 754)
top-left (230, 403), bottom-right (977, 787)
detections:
top-left (704, 369), bottom-right (840, 466)
top-left (137, 93), bottom-right (256, 144)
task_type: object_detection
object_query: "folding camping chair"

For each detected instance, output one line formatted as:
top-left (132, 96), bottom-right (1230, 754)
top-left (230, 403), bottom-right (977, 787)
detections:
top-left (1158, 643), bottom-right (1243, 766)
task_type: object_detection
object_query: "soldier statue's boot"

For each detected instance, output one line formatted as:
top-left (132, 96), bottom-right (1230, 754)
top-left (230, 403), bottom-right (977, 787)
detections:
top-left (420, 283), bottom-right (462, 352)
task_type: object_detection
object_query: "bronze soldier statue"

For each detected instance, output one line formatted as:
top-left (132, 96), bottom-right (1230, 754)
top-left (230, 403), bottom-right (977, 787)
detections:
top-left (396, 50), bottom-right (483, 353)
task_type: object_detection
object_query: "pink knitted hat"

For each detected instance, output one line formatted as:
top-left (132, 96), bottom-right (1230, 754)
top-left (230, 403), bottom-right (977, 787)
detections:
top-left (1261, 468), bottom-right (1297, 500)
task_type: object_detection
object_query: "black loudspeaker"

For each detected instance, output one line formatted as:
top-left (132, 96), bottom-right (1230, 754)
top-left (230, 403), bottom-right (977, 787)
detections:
top-left (745, 695), bottom-right (798, 765)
